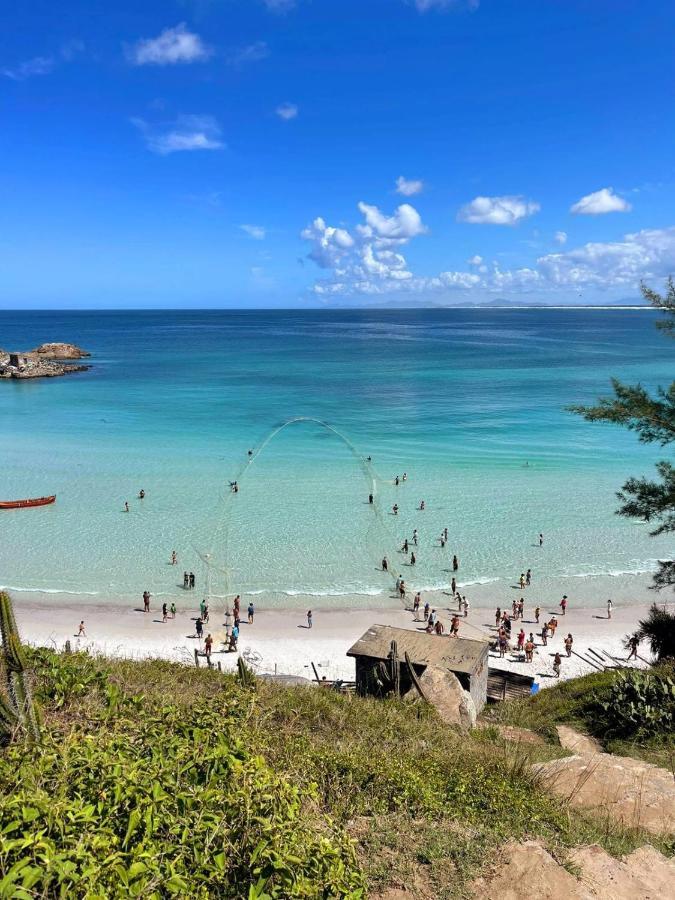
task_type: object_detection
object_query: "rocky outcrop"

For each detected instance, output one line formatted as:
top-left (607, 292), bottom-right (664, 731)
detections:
top-left (531, 750), bottom-right (675, 835)
top-left (33, 342), bottom-right (90, 359)
top-left (556, 725), bottom-right (602, 755)
top-left (415, 666), bottom-right (477, 730)
top-left (0, 344), bottom-right (90, 379)
top-left (472, 840), bottom-right (675, 899)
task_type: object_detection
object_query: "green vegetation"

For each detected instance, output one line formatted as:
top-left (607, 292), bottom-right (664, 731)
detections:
top-left (632, 603), bottom-right (675, 662)
top-left (0, 647), bottom-right (671, 898)
top-left (0, 591), bottom-right (40, 744)
top-left (485, 663), bottom-right (675, 770)
top-left (571, 277), bottom-right (675, 593)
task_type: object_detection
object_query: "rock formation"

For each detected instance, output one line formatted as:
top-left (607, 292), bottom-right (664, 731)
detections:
top-left (0, 344), bottom-right (90, 379)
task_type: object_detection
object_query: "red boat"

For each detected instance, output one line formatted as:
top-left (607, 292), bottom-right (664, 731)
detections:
top-left (0, 495), bottom-right (56, 510)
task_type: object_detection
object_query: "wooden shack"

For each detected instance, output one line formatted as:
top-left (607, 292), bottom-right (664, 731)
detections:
top-left (347, 624), bottom-right (489, 714)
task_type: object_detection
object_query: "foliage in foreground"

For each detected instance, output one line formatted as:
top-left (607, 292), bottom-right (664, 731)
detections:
top-left (0, 650), bottom-right (672, 899)
top-left (0, 664), bottom-right (363, 899)
top-left (0, 591), bottom-right (40, 745)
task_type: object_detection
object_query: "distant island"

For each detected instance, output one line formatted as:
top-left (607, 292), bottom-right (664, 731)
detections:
top-left (0, 343), bottom-right (91, 379)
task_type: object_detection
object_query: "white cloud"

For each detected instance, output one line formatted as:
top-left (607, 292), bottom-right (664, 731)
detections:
top-left (276, 102), bottom-right (298, 120)
top-left (302, 196), bottom-right (675, 300)
top-left (2, 55), bottom-right (55, 80)
top-left (554, 231), bottom-right (567, 245)
top-left (395, 176), bottom-right (424, 196)
top-left (457, 195), bottom-right (540, 226)
top-left (228, 41), bottom-right (269, 66)
top-left (240, 224), bottom-right (266, 240)
top-left (571, 187), bottom-right (631, 216)
top-left (128, 24), bottom-right (212, 66)
top-left (301, 218), bottom-right (355, 268)
top-left (132, 115), bottom-right (224, 155)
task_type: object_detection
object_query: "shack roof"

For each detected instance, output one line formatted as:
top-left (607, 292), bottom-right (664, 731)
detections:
top-left (347, 625), bottom-right (488, 675)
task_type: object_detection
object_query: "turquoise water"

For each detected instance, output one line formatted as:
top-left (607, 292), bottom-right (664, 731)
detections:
top-left (0, 309), bottom-right (672, 607)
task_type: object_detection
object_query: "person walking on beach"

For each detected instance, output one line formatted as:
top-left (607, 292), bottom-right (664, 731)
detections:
top-left (498, 634), bottom-right (507, 658)
top-left (307, 610), bottom-right (313, 629)
top-left (248, 602), bottom-right (254, 624)
top-left (450, 615), bottom-right (460, 636)
top-left (413, 592), bottom-right (421, 619)
top-left (183, 572), bottom-right (189, 590)
top-left (170, 601), bottom-right (176, 619)
top-left (200, 600), bottom-right (206, 620)
top-left (560, 595), bottom-right (568, 615)
top-left (195, 617), bottom-right (203, 641)
top-left (627, 634), bottom-right (640, 660)
top-left (553, 652), bottom-right (562, 678)
top-left (225, 609), bottom-right (232, 642)
top-left (204, 633), bottom-right (213, 662)
top-left (495, 606), bottom-right (501, 627)
top-left (162, 602), bottom-right (167, 623)
top-left (564, 634), bottom-right (573, 657)
top-left (534, 605), bottom-right (540, 624)
top-left (428, 609), bottom-right (437, 627)
top-left (525, 639), bottom-right (534, 662)
top-left (143, 590), bottom-right (150, 613)
top-left (540, 624), bottom-right (548, 646)
top-left (525, 569), bottom-right (532, 586)
top-left (77, 620), bottom-right (86, 637)
top-left (512, 599), bottom-right (518, 619)
top-left (518, 598), bottom-right (525, 619)
top-left (517, 628), bottom-right (526, 651)
top-left (435, 619), bottom-right (445, 635)
top-left (230, 623), bottom-right (239, 651)
top-left (607, 598), bottom-right (613, 619)
top-left (463, 596), bottom-right (470, 617)
top-left (424, 601), bottom-right (430, 622)
top-left (451, 577), bottom-right (456, 596)
top-left (549, 616), bottom-right (558, 637)
top-left (452, 555), bottom-right (459, 572)
top-left (399, 580), bottom-right (406, 600)
top-left (203, 603), bottom-right (210, 624)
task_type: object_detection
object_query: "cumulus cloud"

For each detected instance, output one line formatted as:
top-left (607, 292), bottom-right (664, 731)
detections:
top-left (457, 195), bottom-right (540, 226)
top-left (276, 102), bottom-right (298, 120)
top-left (571, 187), bottom-right (631, 215)
top-left (127, 24), bottom-right (212, 66)
top-left (554, 231), bottom-right (567, 245)
top-left (132, 115), bottom-right (224, 155)
top-left (228, 41), bottom-right (269, 66)
top-left (240, 224), bottom-right (266, 240)
top-left (395, 176), bottom-right (424, 196)
top-left (302, 197), bottom-right (675, 301)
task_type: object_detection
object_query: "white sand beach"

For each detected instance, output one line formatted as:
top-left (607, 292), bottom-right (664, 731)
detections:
top-left (10, 571), bottom-right (659, 687)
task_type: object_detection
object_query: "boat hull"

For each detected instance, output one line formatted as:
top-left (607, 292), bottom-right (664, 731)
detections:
top-left (0, 495), bottom-right (56, 509)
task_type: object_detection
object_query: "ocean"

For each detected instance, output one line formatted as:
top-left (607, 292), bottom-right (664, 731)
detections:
top-left (0, 308), bottom-right (672, 608)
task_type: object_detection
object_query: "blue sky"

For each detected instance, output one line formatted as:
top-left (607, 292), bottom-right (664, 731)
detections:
top-left (2, 0), bottom-right (675, 308)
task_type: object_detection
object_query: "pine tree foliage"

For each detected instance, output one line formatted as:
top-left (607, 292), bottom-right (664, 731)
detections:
top-left (571, 278), bottom-right (675, 590)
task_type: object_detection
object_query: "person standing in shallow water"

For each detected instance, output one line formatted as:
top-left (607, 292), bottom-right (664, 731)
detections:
top-left (162, 603), bottom-right (167, 623)
top-left (382, 556), bottom-right (388, 572)
top-left (183, 572), bottom-right (189, 590)
top-left (307, 610), bottom-right (313, 629)
top-left (170, 601), bottom-right (176, 619)
top-left (452, 555), bottom-right (459, 572)
top-left (248, 602), bottom-right (254, 624)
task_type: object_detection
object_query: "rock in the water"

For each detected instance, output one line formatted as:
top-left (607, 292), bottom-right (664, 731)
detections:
top-left (532, 751), bottom-right (675, 835)
top-left (33, 342), bottom-right (90, 359)
top-left (416, 666), bottom-right (476, 730)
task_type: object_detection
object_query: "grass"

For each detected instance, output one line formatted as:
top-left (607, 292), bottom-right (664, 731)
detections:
top-left (0, 648), bottom-right (671, 898)
top-left (482, 662), bottom-right (675, 771)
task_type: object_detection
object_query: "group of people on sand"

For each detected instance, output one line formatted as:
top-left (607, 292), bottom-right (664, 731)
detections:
top-left (493, 601), bottom-right (573, 676)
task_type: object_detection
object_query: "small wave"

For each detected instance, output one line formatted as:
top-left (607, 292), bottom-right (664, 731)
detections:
top-left (458, 577), bottom-right (501, 587)
top-left (564, 566), bottom-right (658, 579)
top-left (0, 585), bottom-right (101, 597)
top-left (280, 587), bottom-right (386, 598)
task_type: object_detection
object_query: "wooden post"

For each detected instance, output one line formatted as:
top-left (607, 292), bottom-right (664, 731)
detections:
top-left (217, 661), bottom-right (222, 672)
top-left (572, 649), bottom-right (603, 671)
top-left (311, 662), bottom-right (321, 684)
top-left (194, 648), bottom-right (200, 668)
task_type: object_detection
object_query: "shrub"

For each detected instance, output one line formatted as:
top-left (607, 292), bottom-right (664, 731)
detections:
top-left (592, 667), bottom-right (675, 739)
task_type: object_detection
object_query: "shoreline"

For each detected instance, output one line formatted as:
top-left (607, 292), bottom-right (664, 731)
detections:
top-left (10, 582), bottom-right (657, 687)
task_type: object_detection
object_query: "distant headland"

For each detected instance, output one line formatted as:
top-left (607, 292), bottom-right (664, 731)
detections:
top-left (0, 343), bottom-right (91, 379)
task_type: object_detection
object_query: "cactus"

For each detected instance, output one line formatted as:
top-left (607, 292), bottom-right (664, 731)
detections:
top-left (0, 591), bottom-right (41, 743)
top-left (237, 656), bottom-right (254, 688)
top-left (376, 641), bottom-right (402, 697)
